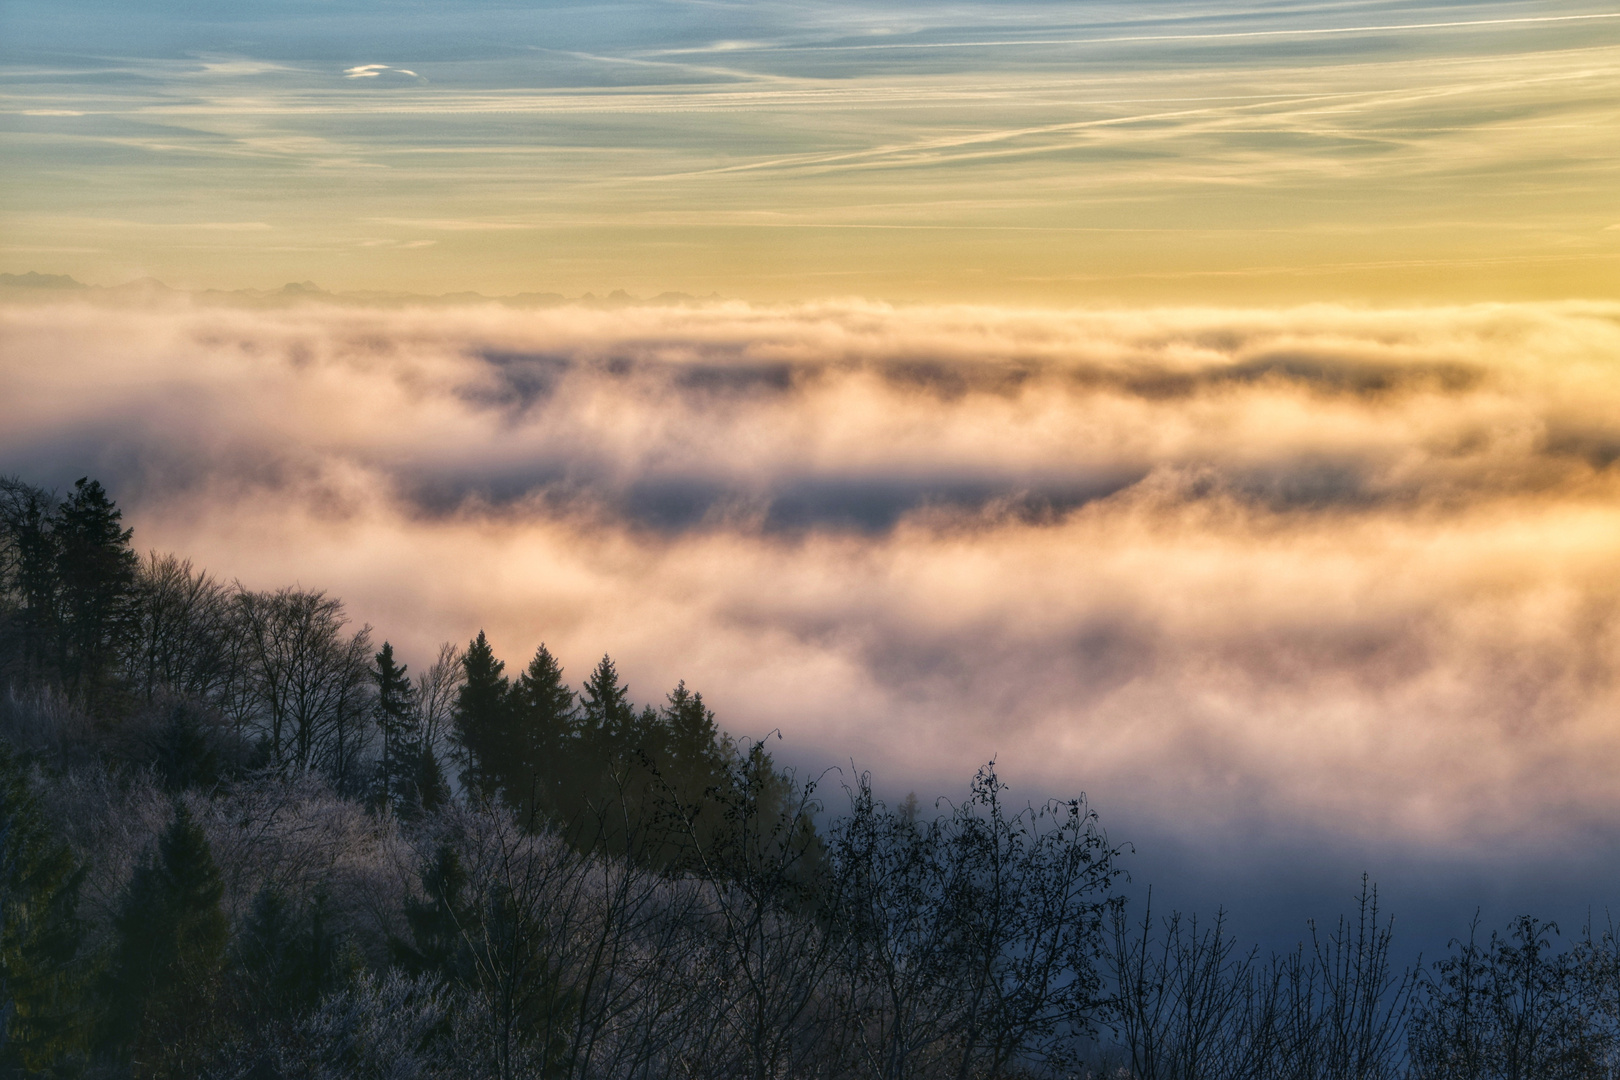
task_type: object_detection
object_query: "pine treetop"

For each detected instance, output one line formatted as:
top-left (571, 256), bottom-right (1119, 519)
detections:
top-left (373, 641), bottom-right (415, 732)
top-left (517, 643), bottom-right (574, 719)
top-left (581, 654), bottom-right (632, 736)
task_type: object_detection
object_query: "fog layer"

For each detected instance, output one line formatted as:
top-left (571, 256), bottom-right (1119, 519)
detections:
top-left (5, 297), bottom-right (1620, 862)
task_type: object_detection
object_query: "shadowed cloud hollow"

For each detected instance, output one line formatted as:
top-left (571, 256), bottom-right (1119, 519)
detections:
top-left (4, 296), bottom-right (1620, 863)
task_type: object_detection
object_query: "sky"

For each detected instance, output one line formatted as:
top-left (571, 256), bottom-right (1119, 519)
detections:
top-left (4, 0), bottom-right (1620, 951)
top-left (2, 0), bottom-right (1619, 302)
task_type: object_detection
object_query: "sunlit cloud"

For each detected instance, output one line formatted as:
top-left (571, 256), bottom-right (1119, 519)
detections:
top-left (342, 64), bottom-right (426, 82)
top-left (4, 295), bottom-right (1619, 858)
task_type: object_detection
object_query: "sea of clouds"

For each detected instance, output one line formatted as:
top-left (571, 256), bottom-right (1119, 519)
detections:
top-left (5, 297), bottom-right (1620, 902)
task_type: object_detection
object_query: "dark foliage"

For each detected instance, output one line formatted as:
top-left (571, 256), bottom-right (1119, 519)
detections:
top-left (455, 630), bottom-right (512, 802)
top-left (0, 477), bottom-right (139, 702)
top-left (2, 474), bottom-right (1618, 1079)
top-left (509, 643), bottom-right (574, 824)
top-left (1408, 915), bottom-right (1612, 1080)
top-left (371, 641), bottom-right (419, 816)
top-left (98, 800), bottom-right (229, 1076)
top-left (0, 743), bottom-right (89, 1073)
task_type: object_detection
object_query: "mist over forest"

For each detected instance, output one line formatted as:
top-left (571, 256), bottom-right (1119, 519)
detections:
top-left (6, 297), bottom-right (1620, 854)
top-left (3, 463), bottom-right (1620, 1078)
top-left (5, 0), bottom-right (1620, 1068)
top-left (4, 292), bottom-right (1620, 949)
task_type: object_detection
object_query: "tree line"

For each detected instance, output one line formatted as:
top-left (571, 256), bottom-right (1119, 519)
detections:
top-left (1, 474), bottom-right (1617, 1079)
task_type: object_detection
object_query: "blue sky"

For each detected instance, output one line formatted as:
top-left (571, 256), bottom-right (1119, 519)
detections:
top-left (4, 0), bottom-right (1618, 299)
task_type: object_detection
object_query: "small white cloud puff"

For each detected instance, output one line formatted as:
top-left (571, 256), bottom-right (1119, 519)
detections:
top-left (343, 64), bottom-right (424, 81)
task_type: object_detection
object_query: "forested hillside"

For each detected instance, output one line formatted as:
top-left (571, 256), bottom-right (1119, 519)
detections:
top-left (2, 474), bottom-right (1617, 1080)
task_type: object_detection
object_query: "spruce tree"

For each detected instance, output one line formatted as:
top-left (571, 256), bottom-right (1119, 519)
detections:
top-left (0, 745), bottom-right (88, 1074)
top-left (0, 478), bottom-right (59, 680)
top-left (579, 654), bottom-right (632, 753)
top-left (630, 702), bottom-right (666, 763)
top-left (511, 643), bottom-right (576, 820)
top-left (663, 681), bottom-right (723, 780)
top-left (660, 680), bottom-right (730, 814)
top-left (574, 656), bottom-right (659, 856)
top-left (454, 630), bottom-right (511, 801)
top-left (148, 701), bottom-right (222, 793)
top-left (393, 845), bottom-right (472, 983)
top-left (371, 641), bottom-right (417, 813)
top-left (232, 886), bottom-right (299, 1014)
top-left (647, 682), bottom-right (735, 869)
top-left (233, 886), bottom-right (353, 1021)
top-left (99, 801), bottom-right (228, 1075)
top-left (414, 744), bottom-right (451, 816)
top-left (53, 477), bottom-right (138, 699)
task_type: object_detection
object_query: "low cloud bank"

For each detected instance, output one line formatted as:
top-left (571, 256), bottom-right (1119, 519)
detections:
top-left (5, 296), bottom-right (1620, 861)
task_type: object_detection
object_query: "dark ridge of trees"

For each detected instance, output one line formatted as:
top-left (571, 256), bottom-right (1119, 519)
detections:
top-left (0, 476), bottom-right (138, 701)
top-left (2, 473), bottom-right (1619, 1079)
top-left (0, 741), bottom-right (88, 1072)
top-left (370, 640), bottom-right (416, 816)
top-left (96, 801), bottom-right (230, 1074)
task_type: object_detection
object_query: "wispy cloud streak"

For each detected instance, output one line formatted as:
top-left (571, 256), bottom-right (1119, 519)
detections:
top-left (4, 0), bottom-right (1617, 298)
top-left (683, 11), bottom-right (1620, 52)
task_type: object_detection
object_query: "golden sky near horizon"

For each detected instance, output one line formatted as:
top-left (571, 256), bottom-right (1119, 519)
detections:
top-left (3, 0), bottom-right (1620, 302)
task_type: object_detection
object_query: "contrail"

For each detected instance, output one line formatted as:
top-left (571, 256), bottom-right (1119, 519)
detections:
top-left (664, 11), bottom-right (1620, 54)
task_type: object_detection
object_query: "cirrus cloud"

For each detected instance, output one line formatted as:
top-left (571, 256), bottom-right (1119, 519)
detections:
top-left (342, 64), bottom-right (426, 82)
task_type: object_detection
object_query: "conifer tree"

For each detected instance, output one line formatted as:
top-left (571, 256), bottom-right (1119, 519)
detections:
top-left (652, 680), bottom-right (734, 858)
top-left (414, 744), bottom-right (451, 816)
top-left (233, 886), bottom-right (353, 1021)
top-left (0, 745), bottom-right (88, 1074)
top-left (579, 654), bottom-right (632, 753)
top-left (393, 845), bottom-right (473, 984)
top-left (148, 701), bottom-right (223, 793)
top-left (99, 801), bottom-right (229, 1075)
top-left (0, 477), bottom-right (59, 680)
top-left (630, 703), bottom-right (666, 764)
top-left (232, 886), bottom-right (299, 1014)
top-left (511, 643), bottom-right (575, 819)
top-left (53, 477), bottom-right (138, 698)
top-left (454, 630), bottom-right (511, 801)
top-left (371, 641), bottom-right (417, 813)
top-left (564, 654), bottom-right (634, 849)
top-left (663, 680), bottom-right (725, 787)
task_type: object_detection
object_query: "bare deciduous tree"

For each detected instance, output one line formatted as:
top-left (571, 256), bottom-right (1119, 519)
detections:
top-left (129, 552), bottom-right (236, 706)
top-left (233, 587), bottom-right (373, 785)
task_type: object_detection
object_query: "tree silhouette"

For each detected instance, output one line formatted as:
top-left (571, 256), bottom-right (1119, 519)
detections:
top-left (99, 801), bottom-right (228, 1075)
top-left (53, 477), bottom-right (138, 700)
top-left (455, 630), bottom-right (512, 801)
top-left (511, 643), bottom-right (576, 822)
top-left (0, 477), bottom-right (60, 681)
top-left (372, 640), bottom-right (416, 813)
top-left (579, 654), bottom-right (632, 756)
top-left (0, 744), bottom-right (88, 1073)
top-left (233, 885), bottom-right (353, 1022)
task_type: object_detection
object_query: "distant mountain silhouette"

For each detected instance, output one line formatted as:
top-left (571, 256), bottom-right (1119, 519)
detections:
top-left (0, 271), bottom-right (721, 308)
top-left (0, 271), bottom-right (86, 289)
